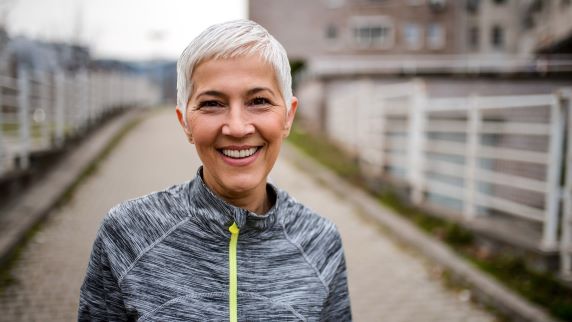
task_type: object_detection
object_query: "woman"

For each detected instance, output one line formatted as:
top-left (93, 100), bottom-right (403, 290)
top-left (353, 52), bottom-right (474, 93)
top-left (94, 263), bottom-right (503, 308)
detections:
top-left (79, 19), bottom-right (352, 321)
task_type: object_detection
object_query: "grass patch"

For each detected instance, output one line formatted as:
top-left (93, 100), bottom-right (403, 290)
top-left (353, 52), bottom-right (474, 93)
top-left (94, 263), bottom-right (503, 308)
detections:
top-left (0, 218), bottom-right (46, 293)
top-left (287, 124), bottom-right (572, 321)
top-left (287, 126), bottom-right (361, 183)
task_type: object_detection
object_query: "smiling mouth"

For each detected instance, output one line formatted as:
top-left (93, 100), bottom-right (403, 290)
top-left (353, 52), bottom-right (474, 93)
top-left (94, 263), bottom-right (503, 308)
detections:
top-left (219, 147), bottom-right (261, 159)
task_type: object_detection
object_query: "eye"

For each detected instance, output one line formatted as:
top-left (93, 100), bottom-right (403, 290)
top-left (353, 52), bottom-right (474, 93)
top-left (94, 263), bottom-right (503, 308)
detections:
top-left (249, 97), bottom-right (272, 106)
top-left (197, 100), bottom-right (224, 109)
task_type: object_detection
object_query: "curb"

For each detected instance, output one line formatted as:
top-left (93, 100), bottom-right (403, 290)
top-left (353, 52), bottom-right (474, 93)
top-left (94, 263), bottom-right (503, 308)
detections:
top-left (0, 108), bottom-right (145, 267)
top-left (282, 143), bottom-right (559, 322)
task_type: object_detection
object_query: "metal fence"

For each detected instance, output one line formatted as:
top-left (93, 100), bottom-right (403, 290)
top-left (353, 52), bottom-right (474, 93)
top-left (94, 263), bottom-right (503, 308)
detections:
top-left (323, 79), bottom-right (572, 277)
top-left (0, 68), bottom-right (160, 176)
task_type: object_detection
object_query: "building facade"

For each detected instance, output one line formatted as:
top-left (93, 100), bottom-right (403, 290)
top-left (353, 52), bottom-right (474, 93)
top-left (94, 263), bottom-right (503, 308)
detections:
top-left (250, 0), bottom-right (572, 62)
top-left (249, 0), bottom-right (459, 61)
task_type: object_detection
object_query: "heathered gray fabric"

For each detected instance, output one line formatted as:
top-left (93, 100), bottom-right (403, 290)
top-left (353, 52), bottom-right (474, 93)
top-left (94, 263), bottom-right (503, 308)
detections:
top-left (78, 168), bottom-right (352, 321)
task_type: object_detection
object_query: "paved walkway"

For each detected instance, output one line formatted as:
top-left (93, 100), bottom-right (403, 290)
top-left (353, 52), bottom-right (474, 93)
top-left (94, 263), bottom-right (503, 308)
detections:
top-left (0, 108), bottom-right (497, 321)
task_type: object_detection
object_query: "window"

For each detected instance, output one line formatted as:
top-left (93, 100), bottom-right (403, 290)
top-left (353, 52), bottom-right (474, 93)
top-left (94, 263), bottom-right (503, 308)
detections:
top-left (354, 26), bottom-right (392, 47)
top-left (491, 25), bottom-right (504, 49)
top-left (427, 23), bottom-right (445, 49)
top-left (466, 0), bottom-right (480, 13)
top-left (351, 16), bottom-right (394, 49)
top-left (403, 23), bottom-right (423, 49)
top-left (428, 0), bottom-right (447, 11)
top-left (468, 26), bottom-right (479, 50)
top-left (325, 24), bottom-right (338, 40)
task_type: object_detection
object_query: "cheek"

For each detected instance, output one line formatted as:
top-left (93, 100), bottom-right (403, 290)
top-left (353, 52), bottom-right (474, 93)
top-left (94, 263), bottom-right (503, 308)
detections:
top-left (188, 117), bottom-right (220, 145)
top-left (257, 113), bottom-right (288, 140)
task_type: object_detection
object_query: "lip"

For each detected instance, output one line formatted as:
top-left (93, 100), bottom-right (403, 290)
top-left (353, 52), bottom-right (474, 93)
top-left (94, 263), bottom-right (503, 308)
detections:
top-left (218, 145), bottom-right (262, 167)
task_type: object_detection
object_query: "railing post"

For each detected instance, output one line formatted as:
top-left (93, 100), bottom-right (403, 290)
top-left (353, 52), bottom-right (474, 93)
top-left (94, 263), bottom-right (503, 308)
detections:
top-left (378, 90), bottom-right (386, 177)
top-left (464, 95), bottom-right (480, 219)
top-left (54, 72), bottom-right (65, 147)
top-left (560, 90), bottom-right (572, 278)
top-left (357, 80), bottom-right (383, 176)
top-left (78, 69), bottom-right (89, 130)
top-left (408, 80), bottom-right (427, 205)
top-left (0, 80), bottom-right (4, 175)
top-left (17, 67), bottom-right (30, 170)
top-left (39, 72), bottom-right (50, 148)
top-left (543, 95), bottom-right (565, 250)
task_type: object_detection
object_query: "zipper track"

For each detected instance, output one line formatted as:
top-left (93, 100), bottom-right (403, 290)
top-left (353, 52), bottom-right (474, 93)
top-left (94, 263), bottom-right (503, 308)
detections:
top-left (228, 222), bottom-right (239, 322)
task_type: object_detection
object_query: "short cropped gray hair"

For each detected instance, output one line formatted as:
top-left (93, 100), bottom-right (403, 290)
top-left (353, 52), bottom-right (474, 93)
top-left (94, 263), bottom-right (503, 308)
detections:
top-left (177, 19), bottom-right (292, 117)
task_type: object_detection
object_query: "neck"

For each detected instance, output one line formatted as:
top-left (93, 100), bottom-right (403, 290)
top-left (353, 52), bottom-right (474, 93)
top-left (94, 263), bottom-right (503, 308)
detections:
top-left (202, 174), bottom-right (271, 216)
top-left (221, 188), bottom-right (271, 215)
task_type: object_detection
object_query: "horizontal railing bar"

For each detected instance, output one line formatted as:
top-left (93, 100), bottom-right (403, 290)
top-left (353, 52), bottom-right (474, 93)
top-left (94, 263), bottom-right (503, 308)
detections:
top-left (425, 159), bottom-right (465, 177)
top-left (425, 140), bottom-right (466, 156)
top-left (475, 192), bottom-right (545, 222)
top-left (427, 95), bottom-right (554, 111)
top-left (426, 120), bottom-right (468, 133)
top-left (424, 179), bottom-right (465, 200)
top-left (480, 122), bottom-right (550, 135)
top-left (479, 146), bottom-right (548, 164)
top-left (477, 95), bottom-right (554, 110)
top-left (475, 168), bottom-right (547, 193)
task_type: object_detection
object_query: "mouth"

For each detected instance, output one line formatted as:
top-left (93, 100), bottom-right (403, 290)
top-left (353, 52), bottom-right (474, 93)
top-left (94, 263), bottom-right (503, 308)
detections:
top-left (218, 146), bottom-right (261, 159)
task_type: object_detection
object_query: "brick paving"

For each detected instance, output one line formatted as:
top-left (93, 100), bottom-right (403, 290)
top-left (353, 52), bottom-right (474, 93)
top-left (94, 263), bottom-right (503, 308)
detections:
top-left (0, 108), bottom-right (497, 321)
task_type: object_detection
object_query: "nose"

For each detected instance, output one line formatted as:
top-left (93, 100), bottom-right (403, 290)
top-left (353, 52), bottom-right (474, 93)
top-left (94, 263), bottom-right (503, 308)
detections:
top-left (221, 104), bottom-right (255, 137)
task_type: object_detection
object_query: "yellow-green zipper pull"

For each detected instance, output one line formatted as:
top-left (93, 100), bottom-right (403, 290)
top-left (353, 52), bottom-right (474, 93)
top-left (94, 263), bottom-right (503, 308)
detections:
top-left (228, 222), bottom-right (239, 322)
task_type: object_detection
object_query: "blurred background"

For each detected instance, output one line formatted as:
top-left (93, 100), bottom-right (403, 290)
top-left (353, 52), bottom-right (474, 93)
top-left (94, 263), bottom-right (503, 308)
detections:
top-left (1, 0), bottom-right (572, 321)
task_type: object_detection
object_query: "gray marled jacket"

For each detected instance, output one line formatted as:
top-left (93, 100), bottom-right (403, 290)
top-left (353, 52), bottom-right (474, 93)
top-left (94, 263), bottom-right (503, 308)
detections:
top-left (78, 169), bottom-right (352, 321)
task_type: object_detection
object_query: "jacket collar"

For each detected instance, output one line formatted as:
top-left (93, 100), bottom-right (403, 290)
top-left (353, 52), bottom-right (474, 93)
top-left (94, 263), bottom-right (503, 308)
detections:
top-left (186, 167), bottom-right (283, 238)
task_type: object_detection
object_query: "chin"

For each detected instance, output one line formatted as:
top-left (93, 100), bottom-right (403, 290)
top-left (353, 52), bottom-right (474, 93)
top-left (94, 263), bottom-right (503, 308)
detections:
top-left (222, 173), bottom-right (266, 194)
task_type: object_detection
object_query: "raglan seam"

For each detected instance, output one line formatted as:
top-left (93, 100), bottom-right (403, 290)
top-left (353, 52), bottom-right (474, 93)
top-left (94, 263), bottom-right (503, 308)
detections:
top-left (117, 216), bottom-right (192, 283)
top-left (139, 291), bottom-right (307, 322)
top-left (281, 223), bottom-right (330, 293)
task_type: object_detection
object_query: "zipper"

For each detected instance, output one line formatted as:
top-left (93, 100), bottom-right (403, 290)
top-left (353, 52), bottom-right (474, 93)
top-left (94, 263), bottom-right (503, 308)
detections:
top-left (228, 222), bottom-right (239, 322)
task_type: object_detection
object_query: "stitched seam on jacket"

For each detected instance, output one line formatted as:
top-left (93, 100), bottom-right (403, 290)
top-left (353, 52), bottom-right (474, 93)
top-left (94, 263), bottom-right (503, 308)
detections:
top-left (281, 224), bottom-right (329, 293)
top-left (139, 291), bottom-right (307, 322)
top-left (241, 293), bottom-right (307, 322)
top-left (117, 217), bottom-right (192, 283)
top-left (139, 292), bottom-right (226, 321)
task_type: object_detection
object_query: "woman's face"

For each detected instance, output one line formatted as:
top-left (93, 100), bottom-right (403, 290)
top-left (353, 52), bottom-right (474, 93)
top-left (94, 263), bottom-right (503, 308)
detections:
top-left (177, 55), bottom-right (297, 202)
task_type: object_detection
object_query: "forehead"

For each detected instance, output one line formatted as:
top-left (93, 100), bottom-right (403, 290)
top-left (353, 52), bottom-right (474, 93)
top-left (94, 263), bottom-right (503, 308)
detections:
top-left (191, 55), bottom-right (280, 95)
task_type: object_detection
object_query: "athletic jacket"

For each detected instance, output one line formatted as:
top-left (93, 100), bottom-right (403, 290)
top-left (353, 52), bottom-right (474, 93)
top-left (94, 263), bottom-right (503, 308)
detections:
top-left (78, 168), bottom-right (352, 321)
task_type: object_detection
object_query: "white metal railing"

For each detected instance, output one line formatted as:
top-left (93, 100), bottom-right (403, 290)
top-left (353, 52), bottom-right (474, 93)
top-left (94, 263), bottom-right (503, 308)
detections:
top-left (0, 68), bottom-right (161, 176)
top-left (323, 79), bottom-right (571, 277)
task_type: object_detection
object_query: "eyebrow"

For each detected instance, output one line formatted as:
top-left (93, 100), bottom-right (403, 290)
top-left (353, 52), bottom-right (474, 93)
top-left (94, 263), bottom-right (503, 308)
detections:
top-left (195, 90), bottom-right (227, 100)
top-left (195, 87), bottom-right (276, 100)
top-left (246, 87), bottom-right (276, 96)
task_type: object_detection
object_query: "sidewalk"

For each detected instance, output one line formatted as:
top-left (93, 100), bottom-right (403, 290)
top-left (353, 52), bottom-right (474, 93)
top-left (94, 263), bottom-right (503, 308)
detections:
top-left (0, 108), bottom-right (498, 321)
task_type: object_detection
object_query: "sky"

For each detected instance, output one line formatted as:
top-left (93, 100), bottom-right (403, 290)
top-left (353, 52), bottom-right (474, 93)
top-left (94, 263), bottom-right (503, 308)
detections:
top-left (4, 0), bottom-right (247, 61)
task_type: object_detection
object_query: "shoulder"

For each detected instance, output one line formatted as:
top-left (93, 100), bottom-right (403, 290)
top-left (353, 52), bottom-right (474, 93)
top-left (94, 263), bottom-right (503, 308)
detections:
top-left (96, 181), bottom-right (192, 275)
top-left (278, 191), bottom-right (344, 279)
top-left (279, 190), bottom-right (341, 244)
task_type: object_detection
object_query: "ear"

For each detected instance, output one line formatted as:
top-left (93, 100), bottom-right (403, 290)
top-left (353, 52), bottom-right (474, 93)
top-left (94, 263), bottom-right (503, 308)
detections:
top-left (176, 106), bottom-right (194, 144)
top-left (283, 96), bottom-right (298, 138)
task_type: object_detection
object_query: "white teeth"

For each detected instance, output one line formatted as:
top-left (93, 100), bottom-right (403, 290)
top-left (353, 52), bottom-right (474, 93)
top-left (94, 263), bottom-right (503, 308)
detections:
top-left (222, 147), bottom-right (258, 159)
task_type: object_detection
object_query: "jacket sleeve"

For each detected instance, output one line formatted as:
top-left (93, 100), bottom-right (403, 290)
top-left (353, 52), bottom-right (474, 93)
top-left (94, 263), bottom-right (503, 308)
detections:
top-left (78, 233), bottom-right (131, 322)
top-left (320, 249), bottom-right (352, 321)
